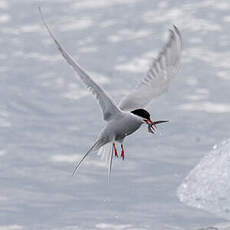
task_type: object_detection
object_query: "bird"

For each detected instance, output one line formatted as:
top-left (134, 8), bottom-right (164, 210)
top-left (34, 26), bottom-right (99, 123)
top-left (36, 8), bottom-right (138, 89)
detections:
top-left (39, 7), bottom-right (182, 178)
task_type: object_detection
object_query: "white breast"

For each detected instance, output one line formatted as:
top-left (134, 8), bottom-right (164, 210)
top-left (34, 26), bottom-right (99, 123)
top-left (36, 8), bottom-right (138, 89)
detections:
top-left (99, 112), bottom-right (143, 142)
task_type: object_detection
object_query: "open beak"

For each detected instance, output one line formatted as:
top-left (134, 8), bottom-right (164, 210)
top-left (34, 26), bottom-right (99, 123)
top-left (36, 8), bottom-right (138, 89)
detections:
top-left (144, 119), bottom-right (168, 134)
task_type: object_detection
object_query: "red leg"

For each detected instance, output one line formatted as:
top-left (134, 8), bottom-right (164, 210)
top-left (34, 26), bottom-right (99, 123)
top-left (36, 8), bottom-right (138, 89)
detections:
top-left (121, 144), bottom-right (125, 160)
top-left (113, 143), bottom-right (118, 157)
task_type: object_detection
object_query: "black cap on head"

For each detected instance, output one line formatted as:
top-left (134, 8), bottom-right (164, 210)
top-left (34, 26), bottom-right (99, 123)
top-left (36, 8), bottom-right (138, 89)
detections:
top-left (131, 109), bottom-right (150, 120)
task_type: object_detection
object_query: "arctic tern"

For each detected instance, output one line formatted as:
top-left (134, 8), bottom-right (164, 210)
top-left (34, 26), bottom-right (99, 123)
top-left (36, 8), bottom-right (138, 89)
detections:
top-left (39, 8), bottom-right (182, 177)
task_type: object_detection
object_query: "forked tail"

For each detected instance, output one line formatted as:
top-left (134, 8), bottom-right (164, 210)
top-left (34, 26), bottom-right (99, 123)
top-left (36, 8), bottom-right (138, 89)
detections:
top-left (97, 142), bottom-right (114, 183)
top-left (72, 139), bottom-right (104, 176)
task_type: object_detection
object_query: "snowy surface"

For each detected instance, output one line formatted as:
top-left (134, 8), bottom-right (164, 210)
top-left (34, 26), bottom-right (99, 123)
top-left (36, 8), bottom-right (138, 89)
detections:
top-left (1, 0), bottom-right (230, 229)
top-left (178, 139), bottom-right (230, 220)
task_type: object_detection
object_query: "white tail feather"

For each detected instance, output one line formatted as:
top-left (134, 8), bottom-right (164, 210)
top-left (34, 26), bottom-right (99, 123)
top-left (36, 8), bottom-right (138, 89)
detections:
top-left (72, 139), bottom-right (106, 176)
top-left (97, 142), bottom-right (114, 183)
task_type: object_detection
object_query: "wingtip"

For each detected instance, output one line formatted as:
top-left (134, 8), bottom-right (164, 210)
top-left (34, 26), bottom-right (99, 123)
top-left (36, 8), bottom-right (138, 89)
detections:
top-left (38, 5), bottom-right (47, 29)
top-left (38, 5), bottom-right (43, 18)
top-left (174, 25), bottom-right (182, 38)
top-left (168, 24), bottom-right (182, 50)
top-left (173, 25), bottom-right (182, 44)
top-left (72, 164), bottom-right (79, 176)
top-left (173, 24), bottom-right (178, 31)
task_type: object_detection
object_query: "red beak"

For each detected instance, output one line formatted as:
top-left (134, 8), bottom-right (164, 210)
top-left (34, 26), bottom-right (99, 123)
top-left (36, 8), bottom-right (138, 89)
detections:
top-left (144, 119), bottom-right (168, 134)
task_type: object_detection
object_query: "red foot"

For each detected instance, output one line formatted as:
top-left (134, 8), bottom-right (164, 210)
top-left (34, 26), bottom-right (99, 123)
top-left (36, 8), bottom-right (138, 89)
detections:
top-left (121, 144), bottom-right (124, 160)
top-left (113, 143), bottom-right (118, 157)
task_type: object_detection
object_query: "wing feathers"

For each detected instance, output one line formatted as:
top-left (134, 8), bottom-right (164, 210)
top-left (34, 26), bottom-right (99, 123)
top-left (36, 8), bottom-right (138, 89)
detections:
top-left (119, 26), bottom-right (182, 111)
top-left (39, 7), bottom-right (121, 121)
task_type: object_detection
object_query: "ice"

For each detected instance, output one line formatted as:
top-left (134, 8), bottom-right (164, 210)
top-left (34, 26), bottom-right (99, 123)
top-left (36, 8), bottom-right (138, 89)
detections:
top-left (178, 138), bottom-right (230, 219)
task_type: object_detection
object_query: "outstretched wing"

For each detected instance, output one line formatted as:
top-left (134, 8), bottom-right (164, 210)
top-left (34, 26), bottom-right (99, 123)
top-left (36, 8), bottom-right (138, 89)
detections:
top-left (119, 26), bottom-right (182, 111)
top-left (39, 7), bottom-right (121, 121)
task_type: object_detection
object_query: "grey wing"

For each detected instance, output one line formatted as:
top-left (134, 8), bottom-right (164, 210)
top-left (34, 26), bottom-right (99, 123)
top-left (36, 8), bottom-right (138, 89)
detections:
top-left (39, 7), bottom-right (121, 121)
top-left (119, 26), bottom-right (182, 111)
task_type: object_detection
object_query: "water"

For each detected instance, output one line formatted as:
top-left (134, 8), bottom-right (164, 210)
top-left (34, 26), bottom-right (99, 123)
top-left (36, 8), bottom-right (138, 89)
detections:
top-left (1, 0), bottom-right (230, 229)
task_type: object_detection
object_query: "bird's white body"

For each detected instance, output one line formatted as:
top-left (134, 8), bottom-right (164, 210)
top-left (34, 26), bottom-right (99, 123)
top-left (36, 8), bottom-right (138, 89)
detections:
top-left (98, 111), bottom-right (143, 143)
top-left (39, 7), bottom-right (182, 178)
